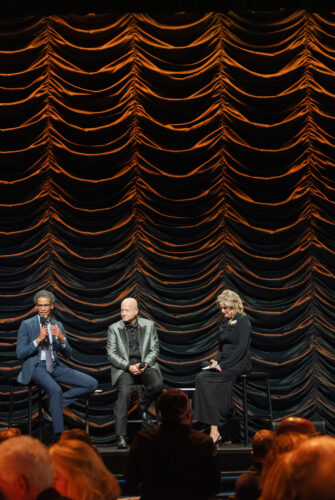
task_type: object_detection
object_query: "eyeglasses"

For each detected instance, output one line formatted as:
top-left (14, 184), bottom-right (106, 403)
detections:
top-left (36, 304), bottom-right (52, 308)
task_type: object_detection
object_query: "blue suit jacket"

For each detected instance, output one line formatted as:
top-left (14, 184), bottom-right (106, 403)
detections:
top-left (16, 314), bottom-right (72, 385)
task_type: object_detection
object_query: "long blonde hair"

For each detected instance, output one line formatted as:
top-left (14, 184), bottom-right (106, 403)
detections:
top-left (49, 439), bottom-right (120, 500)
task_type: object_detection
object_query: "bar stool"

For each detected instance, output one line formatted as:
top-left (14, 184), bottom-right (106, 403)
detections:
top-left (84, 388), bottom-right (102, 434)
top-left (83, 388), bottom-right (158, 438)
top-left (8, 377), bottom-right (44, 438)
top-left (179, 387), bottom-right (196, 410)
top-left (127, 398), bottom-right (159, 426)
top-left (239, 372), bottom-right (273, 446)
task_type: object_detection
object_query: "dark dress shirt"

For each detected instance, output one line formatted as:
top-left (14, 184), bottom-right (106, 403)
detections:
top-left (126, 321), bottom-right (141, 363)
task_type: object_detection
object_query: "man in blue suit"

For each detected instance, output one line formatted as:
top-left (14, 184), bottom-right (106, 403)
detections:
top-left (16, 290), bottom-right (98, 438)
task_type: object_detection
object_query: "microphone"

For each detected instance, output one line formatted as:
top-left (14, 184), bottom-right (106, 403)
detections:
top-left (40, 317), bottom-right (49, 347)
top-left (40, 317), bottom-right (48, 327)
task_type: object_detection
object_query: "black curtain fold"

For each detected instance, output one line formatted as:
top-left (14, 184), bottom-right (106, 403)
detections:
top-left (1, 10), bottom-right (335, 441)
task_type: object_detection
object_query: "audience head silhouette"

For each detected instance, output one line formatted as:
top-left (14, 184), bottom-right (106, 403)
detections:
top-left (251, 429), bottom-right (275, 462)
top-left (49, 438), bottom-right (120, 500)
top-left (60, 428), bottom-right (100, 455)
top-left (158, 389), bottom-right (191, 424)
top-left (277, 416), bottom-right (316, 436)
top-left (260, 435), bottom-right (335, 500)
top-left (0, 435), bottom-right (54, 500)
top-left (0, 426), bottom-right (22, 443)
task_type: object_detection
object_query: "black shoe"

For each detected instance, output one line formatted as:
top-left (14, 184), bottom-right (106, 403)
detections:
top-left (42, 408), bottom-right (53, 423)
top-left (116, 436), bottom-right (127, 449)
top-left (141, 411), bottom-right (154, 429)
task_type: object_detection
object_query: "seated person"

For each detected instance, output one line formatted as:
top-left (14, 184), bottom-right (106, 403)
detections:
top-left (276, 416), bottom-right (317, 436)
top-left (60, 428), bottom-right (100, 456)
top-left (0, 427), bottom-right (22, 443)
top-left (107, 297), bottom-right (163, 448)
top-left (235, 429), bottom-right (275, 500)
top-left (49, 438), bottom-right (120, 500)
top-left (194, 289), bottom-right (251, 443)
top-left (0, 435), bottom-right (71, 500)
top-left (259, 431), bottom-right (309, 493)
top-left (125, 388), bottom-right (221, 500)
top-left (16, 289), bottom-right (98, 439)
top-left (260, 435), bottom-right (335, 500)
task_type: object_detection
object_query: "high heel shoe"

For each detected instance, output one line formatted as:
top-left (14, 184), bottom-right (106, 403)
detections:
top-left (211, 434), bottom-right (222, 445)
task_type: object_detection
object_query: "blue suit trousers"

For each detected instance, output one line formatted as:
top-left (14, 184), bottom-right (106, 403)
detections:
top-left (32, 361), bottom-right (98, 433)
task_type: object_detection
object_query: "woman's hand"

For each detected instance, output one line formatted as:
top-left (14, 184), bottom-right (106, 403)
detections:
top-left (210, 359), bottom-right (221, 371)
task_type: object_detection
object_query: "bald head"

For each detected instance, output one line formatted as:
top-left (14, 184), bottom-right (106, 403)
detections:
top-left (122, 297), bottom-right (138, 309)
top-left (121, 297), bottom-right (138, 324)
top-left (277, 417), bottom-right (316, 436)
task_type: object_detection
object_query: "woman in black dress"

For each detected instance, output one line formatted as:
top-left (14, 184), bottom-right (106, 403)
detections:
top-left (194, 289), bottom-right (251, 443)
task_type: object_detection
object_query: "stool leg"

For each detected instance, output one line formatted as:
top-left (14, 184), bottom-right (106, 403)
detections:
top-left (265, 378), bottom-right (273, 429)
top-left (9, 385), bottom-right (14, 427)
top-left (37, 387), bottom-right (43, 440)
top-left (85, 397), bottom-right (89, 434)
top-left (28, 385), bottom-right (32, 435)
top-left (243, 377), bottom-right (249, 446)
top-left (154, 399), bottom-right (159, 424)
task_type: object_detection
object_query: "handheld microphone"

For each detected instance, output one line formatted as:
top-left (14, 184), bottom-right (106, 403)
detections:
top-left (40, 317), bottom-right (49, 347)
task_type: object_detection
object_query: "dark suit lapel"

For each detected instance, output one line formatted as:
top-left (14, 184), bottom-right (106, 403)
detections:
top-left (33, 315), bottom-right (41, 341)
top-left (32, 315), bottom-right (43, 361)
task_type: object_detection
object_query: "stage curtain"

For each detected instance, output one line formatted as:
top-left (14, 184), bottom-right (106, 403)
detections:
top-left (1, 10), bottom-right (335, 441)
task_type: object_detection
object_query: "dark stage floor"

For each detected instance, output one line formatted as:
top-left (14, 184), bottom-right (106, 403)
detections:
top-left (98, 442), bottom-right (252, 478)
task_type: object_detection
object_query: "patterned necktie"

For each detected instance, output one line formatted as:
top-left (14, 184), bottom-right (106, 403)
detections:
top-left (44, 335), bottom-right (54, 373)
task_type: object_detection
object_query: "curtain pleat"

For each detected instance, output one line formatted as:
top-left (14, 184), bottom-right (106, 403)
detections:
top-left (1, 10), bottom-right (335, 441)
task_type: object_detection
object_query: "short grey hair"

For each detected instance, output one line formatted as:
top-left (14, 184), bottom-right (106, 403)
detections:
top-left (0, 436), bottom-right (54, 494)
top-left (34, 289), bottom-right (56, 305)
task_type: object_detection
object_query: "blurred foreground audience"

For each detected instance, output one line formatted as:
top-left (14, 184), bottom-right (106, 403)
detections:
top-left (276, 416), bottom-right (317, 436)
top-left (258, 416), bottom-right (318, 492)
top-left (235, 429), bottom-right (275, 500)
top-left (236, 416), bottom-right (320, 500)
top-left (259, 431), bottom-right (309, 489)
top-left (49, 438), bottom-right (120, 500)
top-left (126, 388), bottom-right (220, 500)
top-left (260, 435), bottom-right (335, 500)
top-left (0, 427), bottom-right (21, 443)
top-left (60, 428), bottom-right (100, 456)
top-left (0, 435), bottom-right (70, 500)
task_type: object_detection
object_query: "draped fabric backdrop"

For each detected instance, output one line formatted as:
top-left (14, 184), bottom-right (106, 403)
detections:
top-left (1, 10), bottom-right (335, 442)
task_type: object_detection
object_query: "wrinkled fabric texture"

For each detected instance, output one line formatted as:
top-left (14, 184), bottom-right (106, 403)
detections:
top-left (1, 10), bottom-right (335, 441)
